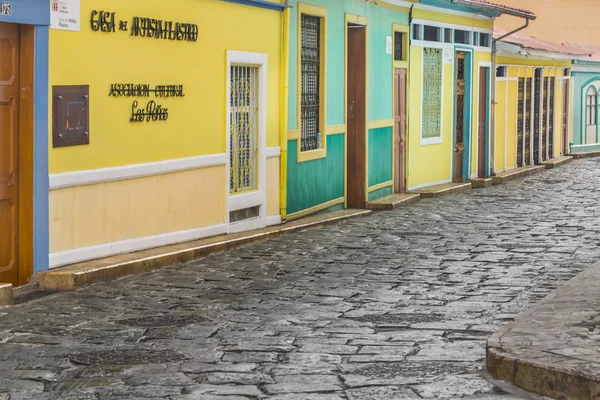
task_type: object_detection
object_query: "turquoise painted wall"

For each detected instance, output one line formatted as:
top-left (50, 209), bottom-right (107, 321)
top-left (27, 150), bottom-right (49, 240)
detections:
top-left (368, 127), bottom-right (393, 188)
top-left (368, 186), bottom-right (392, 202)
top-left (572, 71), bottom-right (600, 147)
top-left (286, 0), bottom-right (408, 215)
top-left (287, 0), bottom-right (409, 128)
top-left (287, 134), bottom-right (345, 215)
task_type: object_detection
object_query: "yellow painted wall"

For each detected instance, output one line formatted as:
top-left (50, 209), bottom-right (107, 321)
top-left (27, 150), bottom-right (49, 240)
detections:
top-left (50, 166), bottom-right (226, 253)
top-left (412, 8), bottom-right (493, 29)
top-left (267, 157), bottom-right (280, 217)
top-left (494, 0), bottom-right (600, 45)
top-left (494, 63), bottom-right (567, 171)
top-left (49, 0), bottom-right (282, 174)
top-left (407, 45), bottom-right (454, 188)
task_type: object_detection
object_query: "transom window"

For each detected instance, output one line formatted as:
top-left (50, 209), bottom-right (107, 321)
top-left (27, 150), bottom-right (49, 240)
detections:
top-left (413, 24), bottom-right (491, 48)
top-left (300, 13), bottom-right (322, 152)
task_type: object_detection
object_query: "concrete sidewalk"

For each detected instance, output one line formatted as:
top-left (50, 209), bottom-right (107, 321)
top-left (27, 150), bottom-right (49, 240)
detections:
top-left (487, 262), bottom-right (600, 399)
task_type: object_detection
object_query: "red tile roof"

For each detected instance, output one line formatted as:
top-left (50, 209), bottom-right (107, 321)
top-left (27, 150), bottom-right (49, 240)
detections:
top-left (563, 42), bottom-right (600, 62)
top-left (494, 29), bottom-right (590, 56)
top-left (464, 0), bottom-right (535, 16)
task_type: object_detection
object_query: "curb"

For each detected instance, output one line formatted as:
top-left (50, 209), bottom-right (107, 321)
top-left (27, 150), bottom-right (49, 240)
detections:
top-left (486, 264), bottom-right (600, 399)
top-left (38, 209), bottom-right (372, 291)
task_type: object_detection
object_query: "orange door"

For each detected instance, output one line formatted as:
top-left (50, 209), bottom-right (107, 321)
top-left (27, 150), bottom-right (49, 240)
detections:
top-left (394, 68), bottom-right (407, 193)
top-left (0, 23), bottom-right (20, 286)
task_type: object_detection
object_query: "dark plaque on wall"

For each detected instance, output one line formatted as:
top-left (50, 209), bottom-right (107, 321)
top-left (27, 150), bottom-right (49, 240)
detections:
top-left (52, 85), bottom-right (90, 148)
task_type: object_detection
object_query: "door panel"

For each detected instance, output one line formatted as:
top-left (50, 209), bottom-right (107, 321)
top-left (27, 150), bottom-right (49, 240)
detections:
top-left (562, 81), bottom-right (569, 154)
top-left (0, 22), bottom-right (19, 286)
top-left (394, 68), bottom-right (407, 193)
top-left (347, 25), bottom-right (366, 208)
top-left (477, 67), bottom-right (487, 178)
top-left (453, 52), bottom-right (465, 183)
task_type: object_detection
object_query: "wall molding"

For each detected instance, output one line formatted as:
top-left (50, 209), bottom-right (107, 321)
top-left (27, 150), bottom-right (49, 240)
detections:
top-left (49, 223), bottom-right (228, 269)
top-left (266, 146), bottom-right (281, 158)
top-left (286, 197), bottom-right (344, 221)
top-left (50, 147), bottom-right (282, 190)
top-left (368, 180), bottom-right (393, 193)
top-left (49, 153), bottom-right (228, 190)
top-left (368, 119), bottom-right (394, 130)
top-left (407, 178), bottom-right (451, 192)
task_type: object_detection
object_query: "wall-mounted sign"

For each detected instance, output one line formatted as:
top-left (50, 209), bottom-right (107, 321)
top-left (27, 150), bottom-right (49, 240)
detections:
top-left (386, 36), bottom-right (392, 55)
top-left (0, 2), bottom-right (12, 16)
top-left (108, 83), bottom-right (185, 123)
top-left (51, 0), bottom-right (80, 31)
top-left (91, 11), bottom-right (198, 42)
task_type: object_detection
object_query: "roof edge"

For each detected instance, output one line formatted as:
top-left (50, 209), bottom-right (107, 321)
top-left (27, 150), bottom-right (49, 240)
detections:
top-left (453, 0), bottom-right (536, 20)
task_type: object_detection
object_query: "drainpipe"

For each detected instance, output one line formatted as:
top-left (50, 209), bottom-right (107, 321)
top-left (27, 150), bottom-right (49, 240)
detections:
top-left (490, 19), bottom-right (529, 175)
top-left (279, 1), bottom-right (290, 221)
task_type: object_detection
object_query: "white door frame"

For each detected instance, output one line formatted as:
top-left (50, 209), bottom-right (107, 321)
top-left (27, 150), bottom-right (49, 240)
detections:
top-left (226, 50), bottom-right (268, 234)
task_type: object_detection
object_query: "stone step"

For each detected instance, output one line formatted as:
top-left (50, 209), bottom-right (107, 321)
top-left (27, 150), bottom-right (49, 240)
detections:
top-left (366, 193), bottom-right (420, 210)
top-left (0, 284), bottom-right (13, 307)
top-left (571, 151), bottom-right (600, 159)
top-left (469, 178), bottom-right (492, 189)
top-left (541, 155), bottom-right (573, 169)
top-left (409, 182), bottom-right (472, 198)
top-left (491, 165), bottom-right (544, 185)
top-left (38, 209), bottom-right (372, 291)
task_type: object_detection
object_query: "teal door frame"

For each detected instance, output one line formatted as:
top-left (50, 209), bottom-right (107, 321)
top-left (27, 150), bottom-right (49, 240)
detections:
top-left (451, 46), bottom-right (474, 183)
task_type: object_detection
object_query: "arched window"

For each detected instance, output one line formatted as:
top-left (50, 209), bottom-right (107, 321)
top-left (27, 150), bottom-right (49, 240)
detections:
top-left (586, 86), bottom-right (597, 126)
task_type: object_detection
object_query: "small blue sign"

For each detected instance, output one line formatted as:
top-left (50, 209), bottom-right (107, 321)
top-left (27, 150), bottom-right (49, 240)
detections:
top-left (0, 2), bottom-right (12, 15)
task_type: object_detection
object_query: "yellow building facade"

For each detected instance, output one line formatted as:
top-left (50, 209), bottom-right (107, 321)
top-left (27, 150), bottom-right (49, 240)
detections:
top-left (48, 0), bottom-right (286, 268)
top-left (493, 33), bottom-right (584, 172)
top-left (408, 4), bottom-right (495, 189)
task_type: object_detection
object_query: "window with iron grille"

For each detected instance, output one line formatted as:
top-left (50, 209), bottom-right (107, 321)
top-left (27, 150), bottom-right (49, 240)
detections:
top-left (300, 14), bottom-right (321, 152)
top-left (422, 47), bottom-right (442, 139)
top-left (230, 65), bottom-right (258, 194)
top-left (394, 31), bottom-right (404, 61)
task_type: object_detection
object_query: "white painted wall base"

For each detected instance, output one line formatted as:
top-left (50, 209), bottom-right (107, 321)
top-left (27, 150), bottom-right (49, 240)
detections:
top-left (267, 215), bottom-right (282, 226)
top-left (407, 178), bottom-right (452, 192)
top-left (49, 223), bottom-right (228, 269)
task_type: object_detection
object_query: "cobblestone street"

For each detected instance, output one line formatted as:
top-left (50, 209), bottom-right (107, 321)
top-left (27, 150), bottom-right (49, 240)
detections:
top-left (2, 159), bottom-right (600, 399)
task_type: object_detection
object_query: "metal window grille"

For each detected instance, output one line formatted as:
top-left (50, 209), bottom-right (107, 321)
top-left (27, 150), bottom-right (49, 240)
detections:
top-left (517, 78), bottom-right (524, 167)
top-left (230, 65), bottom-right (258, 194)
top-left (300, 14), bottom-right (321, 152)
top-left (533, 71), bottom-right (541, 164)
top-left (394, 32), bottom-right (403, 61)
top-left (422, 48), bottom-right (442, 139)
top-left (549, 77), bottom-right (555, 157)
top-left (525, 78), bottom-right (532, 165)
top-left (542, 77), bottom-right (548, 161)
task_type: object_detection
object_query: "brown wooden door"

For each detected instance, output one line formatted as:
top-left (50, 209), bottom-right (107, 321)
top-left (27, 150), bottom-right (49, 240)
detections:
top-left (477, 67), bottom-right (488, 178)
top-left (0, 23), bottom-right (20, 286)
top-left (562, 80), bottom-right (569, 154)
top-left (453, 52), bottom-right (466, 183)
top-left (394, 68), bottom-right (407, 193)
top-left (347, 24), bottom-right (366, 208)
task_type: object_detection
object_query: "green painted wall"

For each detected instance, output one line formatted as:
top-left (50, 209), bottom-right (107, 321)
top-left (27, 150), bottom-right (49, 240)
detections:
top-left (368, 127), bottom-right (393, 188)
top-left (287, 134), bottom-right (345, 215)
top-left (368, 186), bottom-right (392, 202)
top-left (287, 0), bottom-right (409, 129)
top-left (286, 0), bottom-right (408, 215)
top-left (572, 71), bottom-right (600, 146)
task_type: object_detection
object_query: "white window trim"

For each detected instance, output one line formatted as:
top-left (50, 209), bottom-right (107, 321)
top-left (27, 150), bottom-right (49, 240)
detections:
top-left (226, 50), bottom-right (268, 234)
top-left (420, 46), bottom-right (444, 146)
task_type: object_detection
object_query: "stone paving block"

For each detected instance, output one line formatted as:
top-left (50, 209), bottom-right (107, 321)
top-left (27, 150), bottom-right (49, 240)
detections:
top-left (0, 285), bottom-right (13, 307)
top-left (1, 159), bottom-right (600, 399)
